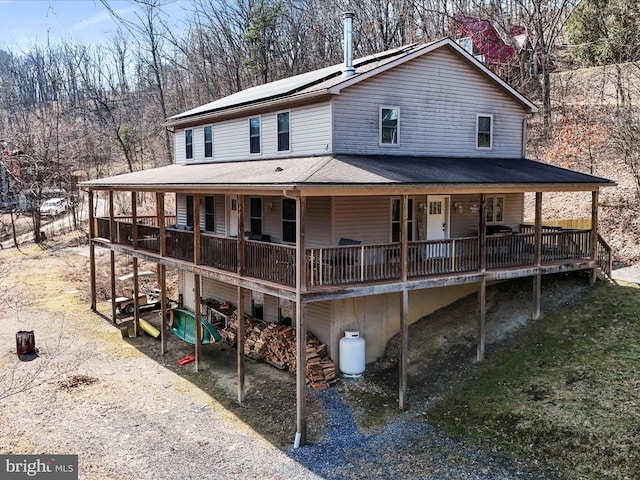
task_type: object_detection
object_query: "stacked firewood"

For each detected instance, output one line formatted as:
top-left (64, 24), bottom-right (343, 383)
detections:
top-left (221, 310), bottom-right (337, 390)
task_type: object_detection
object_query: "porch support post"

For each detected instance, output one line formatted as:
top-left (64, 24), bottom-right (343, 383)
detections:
top-left (156, 192), bottom-right (166, 257)
top-left (590, 190), bottom-right (599, 285)
top-left (237, 196), bottom-right (245, 276)
top-left (237, 286), bottom-right (245, 403)
top-left (533, 192), bottom-right (543, 320)
top-left (295, 195), bottom-right (307, 446)
top-left (131, 192), bottom-right (138, 250)
top-left (476, 194), bottom-right (487, 361)
top-left (89, 190), bottom-right (96, 312)
top-left (131, 191), bottom-right (140, 335)
top-left (109, 191), bottom-right (117, 324)
top-left (479, 194), bottom-right (486, 272)
top-left (477, 276), bottom-right (486, 362)
top-left (236, 196), bottom-right (246, 402)
top-left (194, 194), bottom-right (201, 265)
top-left (194, 273), bottom-right (202, 371)
top-left (399, 194), bottom-right (409, 410)
top-left (160, 264), bottom-right (167, 355)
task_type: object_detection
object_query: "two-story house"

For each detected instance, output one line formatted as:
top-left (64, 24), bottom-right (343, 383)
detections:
top-left (82, 13), bottom-right (613, 445)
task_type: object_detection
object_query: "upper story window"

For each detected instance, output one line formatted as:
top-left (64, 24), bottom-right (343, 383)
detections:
top-left (477, 114), bottom-right (493, 149)
top-left (250, 197), bottom-right (262, 234)
top-left (277, 112), bottom-right (290, 152)
top-left (282, 198), bottom-right (296, 244)
top-left (185, 129), bottom-right (193, 159)
top-left (486, 196), bottom-right (504, 223)
top-left (204, 195), bottom-right (215, 232)
top-left (391, 198), bottom-right (413, 242)
top-left (204, 125), bottom-right (213, 158)
top-left (380, 107), bottom-right (399, 145)
top-left (249, 117), bottom-right (261, 154)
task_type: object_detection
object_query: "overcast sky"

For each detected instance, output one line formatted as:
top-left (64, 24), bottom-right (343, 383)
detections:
top-left (0, 0), bottom-right (189, 52)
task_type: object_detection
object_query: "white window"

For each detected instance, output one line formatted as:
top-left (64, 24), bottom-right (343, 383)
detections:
top-left (185, 129), bottom-right (193, 159)
top-left (204, 125), bottom-right (213, 158)
top-left (477, 114), bottom-right (493, 149)
top-left (249, 117), bottom-right (261, 154)
top-left (380, 107), bottom-right (399, 145)
top-left (277, 112), bottom-right (290, 152)
top-left (486, 196), bottom-right (504, 223)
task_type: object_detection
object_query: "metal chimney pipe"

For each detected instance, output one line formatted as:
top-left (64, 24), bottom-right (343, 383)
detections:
top-left (342, 11), bottom-right (355, 78)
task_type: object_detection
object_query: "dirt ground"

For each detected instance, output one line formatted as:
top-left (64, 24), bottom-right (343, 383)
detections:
top-left (1, 231), bottom-right (624, 479)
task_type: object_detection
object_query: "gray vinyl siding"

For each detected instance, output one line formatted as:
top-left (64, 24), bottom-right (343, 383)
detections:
top-left (450, 193), bottom-right (524, 238)
top-left (333, 197), bottom-right (391, 244)
top-left (176, 194), bottom-right (188, 225)
top-left (306, 197), bottom-right (332, 247)
top-left (332, 48), bottom-right (527, 158)
top-left (174, 103), bottom-right (332, 164)
top-left (307, 302), bottom-right (332, 355)
top-left (201, 278), bottom-right (237, 305)
top-left (175, 131), bottom-right (186, 165)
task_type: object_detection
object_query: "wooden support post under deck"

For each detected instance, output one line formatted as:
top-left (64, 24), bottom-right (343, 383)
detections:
top-left (399, 194), bottom-right (409, 411)
top-left (110, 251), bottom-right (116, 323)
top-left (533, 192), bottom-right (543, 320)
top-left (477, 277), bottom-right (486, 362)
top-left (590, 190), bottom-right (599, 285)
top-left (237, 287), bottom-right (245, 403)
top-left (476, 194), bottom-right (487, 362)
top-left (295, 195), bottom-right (307, 446)
top-left (160, 264), bottom-right (167, 355)
top-left (89, 190), bottom-right (96, 311)
top-left (109, 191), bottom-right (117, 324)
top-left (194, 274), bottom-right (202, 372)
top-left (132, 257), bottom-right (140, 337)
top-left (237, 196), bottom-right (246, 403)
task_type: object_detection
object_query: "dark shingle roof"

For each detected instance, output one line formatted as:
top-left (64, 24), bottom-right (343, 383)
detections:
top-left (82, 155), bottom-right (613, 191)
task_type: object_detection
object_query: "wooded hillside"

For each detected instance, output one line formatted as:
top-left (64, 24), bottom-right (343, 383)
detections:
top-left (0, 0), bottom-right (638, 263)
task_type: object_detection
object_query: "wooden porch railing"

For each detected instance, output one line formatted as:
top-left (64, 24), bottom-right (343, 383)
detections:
top-left (597, 234), bottom-right (613, 278)
top-left (201, 234), bottom-right (237, 272)
top-left (245, 241), bottom-right (296, 286)
top-left (94, 217), bottom-right (603, 288)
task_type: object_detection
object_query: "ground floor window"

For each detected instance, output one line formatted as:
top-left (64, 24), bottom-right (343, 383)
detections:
top-left (486, 196), bottom-right (504, 223)
top-left (391, 198), bottom-right (414, 242)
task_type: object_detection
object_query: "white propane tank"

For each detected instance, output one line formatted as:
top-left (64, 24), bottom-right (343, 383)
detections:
top-left (339, 330), bottom-right (365, 378)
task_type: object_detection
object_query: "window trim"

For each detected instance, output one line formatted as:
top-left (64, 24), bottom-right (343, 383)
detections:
top-left (185, 129), bottom-right (193, 160)
top-left (249, 197), bottom-right (262, 235)
top-left (204, 195), bottom-right (215, 232)
top-left (380, 106), bottom-right (400, 146)
top-left (485, 195), bottom-right (504, 223)
top-left (282, 198), bottom-right (296, 244)
top-left (204, 125), bottom-right (213, 159)
top-left (476, 114), bottom-right (493, 150)
top-left (277, 111), bottom-right (291, 152)
top-left (249, 116), bottom-right (261, 155)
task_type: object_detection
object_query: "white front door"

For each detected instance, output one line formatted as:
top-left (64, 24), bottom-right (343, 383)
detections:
top-left (426, 195), bottom-right (449, 240)
top-left (227, 195), bottom-right (238, 237)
